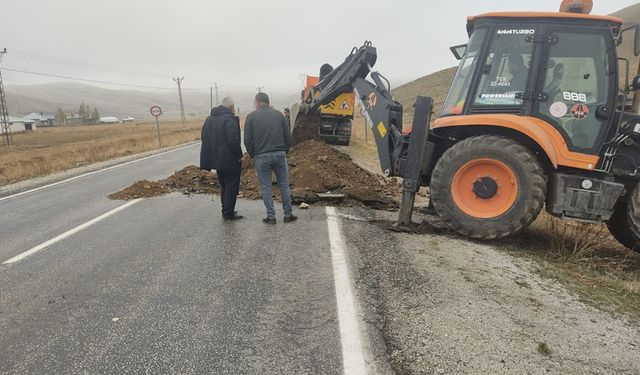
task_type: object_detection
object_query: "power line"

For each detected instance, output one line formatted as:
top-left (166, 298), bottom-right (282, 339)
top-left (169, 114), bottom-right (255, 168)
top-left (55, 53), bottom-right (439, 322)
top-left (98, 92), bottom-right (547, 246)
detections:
top-left (1, 67), bottom-right (208, 91)
top-left (255, 85), bottom-right (264, 93)
top-left (8, 48), bottom-right (169, 80)
top-left (3, 48), bottom-right (257, 93)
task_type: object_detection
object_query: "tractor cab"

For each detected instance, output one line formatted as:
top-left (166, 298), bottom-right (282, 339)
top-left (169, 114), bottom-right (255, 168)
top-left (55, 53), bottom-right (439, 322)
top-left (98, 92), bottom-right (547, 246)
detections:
top-left (440, 11), bottom-right (639, 159)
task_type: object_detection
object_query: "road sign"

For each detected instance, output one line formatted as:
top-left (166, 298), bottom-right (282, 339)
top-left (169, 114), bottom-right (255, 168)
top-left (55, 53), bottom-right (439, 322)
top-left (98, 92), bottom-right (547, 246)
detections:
top-left (150, 106), bottom-right (163, 147)
top-left (150, 105), bottom-right (162, 117)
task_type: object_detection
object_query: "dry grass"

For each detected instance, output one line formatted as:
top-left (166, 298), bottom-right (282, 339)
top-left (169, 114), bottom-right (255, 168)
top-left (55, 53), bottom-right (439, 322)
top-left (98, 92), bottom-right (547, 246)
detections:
top-left (0, 120), bottom-right (205, 185)
top-left (530, 212), bottom-right (636, 267)
top-left (537, 213), bottom-right (616, 260)
top-left (504, 212), bottom-right (640, 315)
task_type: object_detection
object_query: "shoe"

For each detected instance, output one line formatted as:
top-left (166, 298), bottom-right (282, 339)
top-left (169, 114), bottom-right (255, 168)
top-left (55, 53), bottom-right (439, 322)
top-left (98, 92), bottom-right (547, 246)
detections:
top-left (284, 215), bottom-right (298, 223)
top-left (224, 214), bottom-right (244, 221)
top-left (262, 217), bottom-right (277, 224)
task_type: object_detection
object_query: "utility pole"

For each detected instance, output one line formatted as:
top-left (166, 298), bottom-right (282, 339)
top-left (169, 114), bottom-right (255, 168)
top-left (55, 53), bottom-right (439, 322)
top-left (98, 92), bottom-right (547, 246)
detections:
top-left (255, 85), bottom-right (264, 93)
top-left (214, 82), bottom-right (219, 106)
top-left (173, 76), bottom-right (186, 128)
top-left (210, 86), bottom-right (213, 110)
top-left (298, 73), bottom-right (307, 90)
top-left (0, 48), bottom-right (12, 146)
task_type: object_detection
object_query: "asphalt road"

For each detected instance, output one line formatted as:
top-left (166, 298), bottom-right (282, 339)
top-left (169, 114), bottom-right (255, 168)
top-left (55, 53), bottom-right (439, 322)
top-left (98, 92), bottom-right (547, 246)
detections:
top-left (0, 144), bottom-right (359, 374)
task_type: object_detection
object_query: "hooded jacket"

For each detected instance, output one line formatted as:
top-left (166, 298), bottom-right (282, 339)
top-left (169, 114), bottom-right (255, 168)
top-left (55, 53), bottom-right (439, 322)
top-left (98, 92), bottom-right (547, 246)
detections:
top-left (200, 105), bottom-right (242, 172)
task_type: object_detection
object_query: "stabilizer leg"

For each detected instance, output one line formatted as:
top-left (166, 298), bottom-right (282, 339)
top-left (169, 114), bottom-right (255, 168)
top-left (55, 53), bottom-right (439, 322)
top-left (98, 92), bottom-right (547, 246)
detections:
top-left (393, 96), bottom-right (433, 231)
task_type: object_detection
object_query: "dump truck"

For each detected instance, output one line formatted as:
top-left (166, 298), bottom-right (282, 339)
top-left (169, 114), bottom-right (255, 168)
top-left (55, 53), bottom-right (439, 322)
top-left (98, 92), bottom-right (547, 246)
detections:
top-left (292, 64), bottom-right (358, 145)
top-left (303, 1), bottom-right (640, 252)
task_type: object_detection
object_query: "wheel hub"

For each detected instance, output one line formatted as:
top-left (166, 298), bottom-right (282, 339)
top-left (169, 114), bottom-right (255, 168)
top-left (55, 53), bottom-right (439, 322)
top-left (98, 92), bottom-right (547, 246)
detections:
top-left (472, 177), bottom-right (498, 199)
top-left (451, 158), bottom-right (518, 219)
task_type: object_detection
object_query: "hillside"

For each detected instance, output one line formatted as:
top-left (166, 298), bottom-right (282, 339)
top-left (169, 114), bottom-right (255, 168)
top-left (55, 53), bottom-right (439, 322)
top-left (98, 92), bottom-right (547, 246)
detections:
top-left (5, 82), bottom-right (210, 119)
top-left (390, 67), bottom-right (456, 124)
top-left (390, 3), bottom-right (640, 125)
top-left (612, 3), bottom-right (640, 62)
top-left (4, 82), bottom-right (268, 119)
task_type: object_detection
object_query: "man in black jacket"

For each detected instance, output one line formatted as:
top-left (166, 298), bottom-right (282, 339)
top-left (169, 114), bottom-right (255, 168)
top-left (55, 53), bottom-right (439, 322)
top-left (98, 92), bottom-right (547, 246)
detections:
top-left (200, 97), bottom-right (244, 220)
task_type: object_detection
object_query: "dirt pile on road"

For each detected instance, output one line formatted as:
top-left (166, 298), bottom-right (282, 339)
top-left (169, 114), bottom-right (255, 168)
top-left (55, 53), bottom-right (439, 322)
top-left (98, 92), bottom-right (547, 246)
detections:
top-left (292, 113), bottom-right (322, 144)
top-left (108, 166), bottom-right (219, 200)
top-left (240, 140), bottom-right (398, 209)
top-left (109, 140), bottom-right (399, 209)
top-left (161, 165), bottom-right (219, 195)
top-left (107, 180), bottom-right (171, 200)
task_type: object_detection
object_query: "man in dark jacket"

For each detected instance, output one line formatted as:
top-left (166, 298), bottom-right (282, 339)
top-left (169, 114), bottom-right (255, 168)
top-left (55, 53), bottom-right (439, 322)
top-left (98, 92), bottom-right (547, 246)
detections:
top-left (244, 93), bottom-right (296, 224)
top-left (200, 97), bottom-right (243, 220)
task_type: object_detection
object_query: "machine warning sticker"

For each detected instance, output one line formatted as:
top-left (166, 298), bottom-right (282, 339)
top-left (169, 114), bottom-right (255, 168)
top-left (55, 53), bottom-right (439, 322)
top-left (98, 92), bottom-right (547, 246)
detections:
top-left (340, 100), bottom-right (350, 110)
top-left (549, 101), bottom-right (568, 118)
top-left (570, 103), bottom-right (589, 120)
top-left (377, 121), bottom-right (387, 138)
top-left (368, 92), bottom-right (378, 109)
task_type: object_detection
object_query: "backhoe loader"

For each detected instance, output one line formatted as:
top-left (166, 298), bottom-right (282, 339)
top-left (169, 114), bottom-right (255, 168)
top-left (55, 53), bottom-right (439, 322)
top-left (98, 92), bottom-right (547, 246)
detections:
top-left (304, 1), bottom-right (640, 252)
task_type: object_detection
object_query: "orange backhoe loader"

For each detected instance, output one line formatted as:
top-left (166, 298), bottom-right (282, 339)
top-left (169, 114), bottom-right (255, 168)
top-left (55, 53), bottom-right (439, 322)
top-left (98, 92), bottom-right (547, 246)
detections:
top-left (302, 1), bottom-right (640, 251)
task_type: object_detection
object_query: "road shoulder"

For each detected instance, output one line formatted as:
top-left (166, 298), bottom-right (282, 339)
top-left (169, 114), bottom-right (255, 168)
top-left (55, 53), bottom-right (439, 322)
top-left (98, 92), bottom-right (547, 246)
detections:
top-left (340, 208), bottom-right (640, 374)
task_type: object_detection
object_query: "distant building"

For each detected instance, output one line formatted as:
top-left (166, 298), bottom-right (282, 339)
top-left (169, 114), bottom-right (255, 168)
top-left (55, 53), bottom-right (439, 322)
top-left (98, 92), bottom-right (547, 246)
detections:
top-left (65, 113), bottom-right (83, 125)
top-left (2, 115), bottom-right (37, 133)
top-left (23, 112), bottom-right (55, 127)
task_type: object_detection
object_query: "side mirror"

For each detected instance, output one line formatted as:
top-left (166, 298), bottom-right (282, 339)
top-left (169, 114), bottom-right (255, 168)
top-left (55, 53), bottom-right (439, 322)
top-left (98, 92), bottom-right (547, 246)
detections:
top-left (620, 23), bottom-right (640, 57)
top-left (632, 74), bottom-right (640, 91)
top-left (449, 44), bottom-right (467, 60)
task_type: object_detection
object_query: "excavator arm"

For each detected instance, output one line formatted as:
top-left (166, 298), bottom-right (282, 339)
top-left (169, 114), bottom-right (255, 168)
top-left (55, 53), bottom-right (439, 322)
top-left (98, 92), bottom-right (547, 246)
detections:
top-left (305, 41), bottom-right (436, 226)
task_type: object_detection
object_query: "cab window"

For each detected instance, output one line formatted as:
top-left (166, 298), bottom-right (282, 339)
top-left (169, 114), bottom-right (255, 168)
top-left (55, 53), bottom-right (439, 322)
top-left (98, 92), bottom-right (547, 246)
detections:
top-left (538, 31), bottom-right (610, 150)
top-left (473, 28), bottom-right (536, 108)
top-left (441, 28), bottom-right (487, 116)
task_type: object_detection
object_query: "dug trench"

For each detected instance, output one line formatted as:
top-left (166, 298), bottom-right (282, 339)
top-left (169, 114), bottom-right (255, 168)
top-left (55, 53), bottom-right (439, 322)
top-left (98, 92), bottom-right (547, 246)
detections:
top-left (108, 139), bottom-right (399, 210)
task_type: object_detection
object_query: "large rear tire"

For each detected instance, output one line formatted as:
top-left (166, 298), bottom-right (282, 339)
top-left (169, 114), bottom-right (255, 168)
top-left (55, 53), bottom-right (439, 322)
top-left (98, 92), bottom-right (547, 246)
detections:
top-left (606, 185), bottom-right (640, 252)
top-left (430, 135), bottom-right (546, 239)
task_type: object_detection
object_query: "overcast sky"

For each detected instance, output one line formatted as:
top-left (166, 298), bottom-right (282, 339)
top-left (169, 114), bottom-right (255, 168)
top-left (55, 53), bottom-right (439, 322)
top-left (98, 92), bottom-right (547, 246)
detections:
top-left (1, 0), bottom-right (638, 98)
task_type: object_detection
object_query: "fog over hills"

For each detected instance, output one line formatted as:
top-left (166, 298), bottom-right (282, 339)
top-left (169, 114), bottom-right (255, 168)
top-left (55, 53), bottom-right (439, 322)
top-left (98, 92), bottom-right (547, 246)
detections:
top-left (5, 82), bottom-right (295, 119)
top-left (5, 3), bottom-right (639, 121)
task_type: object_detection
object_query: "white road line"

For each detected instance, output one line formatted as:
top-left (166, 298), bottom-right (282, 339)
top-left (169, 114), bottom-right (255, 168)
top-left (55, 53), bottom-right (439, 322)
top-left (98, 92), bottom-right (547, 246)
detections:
top-left (326, 206), bottom-right (368, 375)
top-left (0, 142), bottom-right (199, 202)
top-left (3, 199), bottom-right (141, 265)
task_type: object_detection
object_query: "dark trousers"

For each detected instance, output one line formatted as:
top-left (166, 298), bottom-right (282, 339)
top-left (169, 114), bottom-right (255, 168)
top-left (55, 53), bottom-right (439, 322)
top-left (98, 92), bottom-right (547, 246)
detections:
top-left (217, 169), bottom-right (241, 218)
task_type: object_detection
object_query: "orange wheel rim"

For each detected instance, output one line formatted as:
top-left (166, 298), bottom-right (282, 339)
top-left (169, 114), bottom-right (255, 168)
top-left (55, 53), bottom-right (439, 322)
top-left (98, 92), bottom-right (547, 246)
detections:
top-left (451, 158), bottom-right (518, 219)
